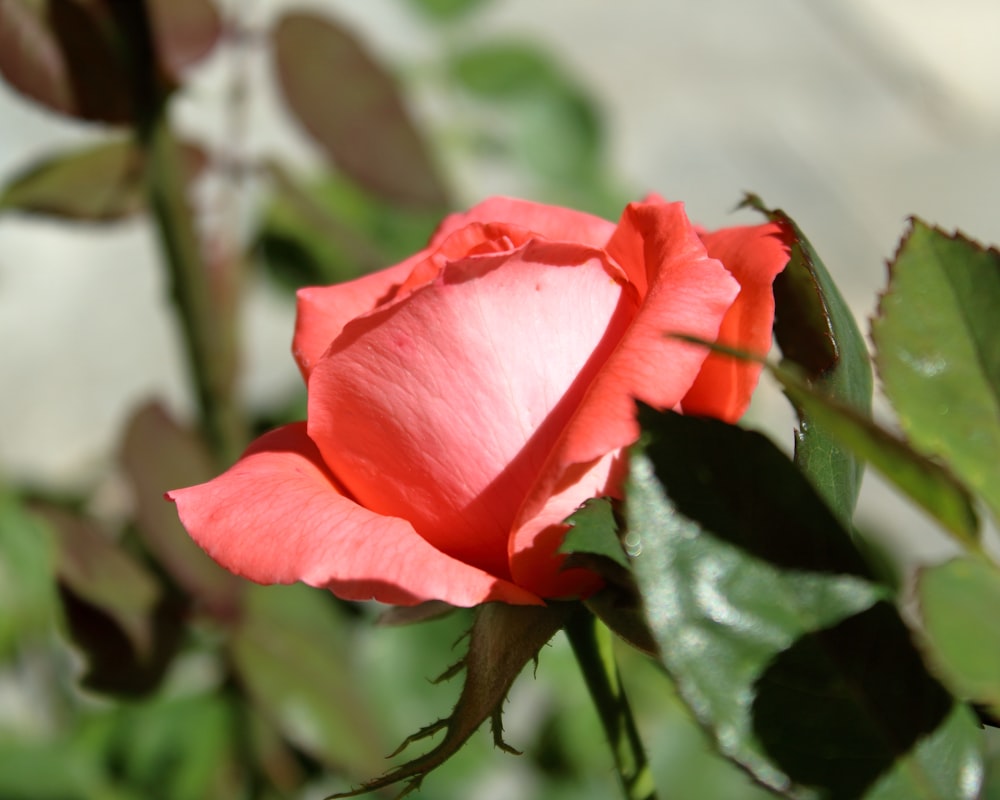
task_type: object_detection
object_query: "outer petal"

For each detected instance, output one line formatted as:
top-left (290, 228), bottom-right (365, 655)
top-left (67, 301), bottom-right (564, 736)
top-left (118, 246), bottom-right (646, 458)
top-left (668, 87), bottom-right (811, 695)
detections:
top-left (430, 196), bottom-right (615, 249)
top-left (682, 223), bottom-right (790, 420)
top-left (167, 423), bottom-right (540, 607)
top-left (509, 449), bottom-right (626, 597)
top-left (557, 199), bottom-right (740, 466)
top-left (509, 200), bottom-right (740, 582)
top-left (307, 243), bottom-right (632, 581)
top-left (293, 257), bottom-right (420, 380)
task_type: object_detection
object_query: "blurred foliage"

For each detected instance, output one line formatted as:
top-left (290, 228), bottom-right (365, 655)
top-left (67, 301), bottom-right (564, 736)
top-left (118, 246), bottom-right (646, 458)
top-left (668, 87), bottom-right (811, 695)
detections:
top-left (3, 1), bottom-right (1000, 799)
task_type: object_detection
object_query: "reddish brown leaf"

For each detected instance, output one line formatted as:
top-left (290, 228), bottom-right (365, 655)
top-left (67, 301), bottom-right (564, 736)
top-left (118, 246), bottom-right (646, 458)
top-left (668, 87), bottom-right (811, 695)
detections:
top-left (0, 0), bottom-right (133, 122)
top-left (120, 402), bottom-right (243, 620)
top-left (38, 506), bottom-right (160, 658)
top-left (149, 0), bottom-right (221, 76)
top-left (272, 11), bottom-right (449, 209)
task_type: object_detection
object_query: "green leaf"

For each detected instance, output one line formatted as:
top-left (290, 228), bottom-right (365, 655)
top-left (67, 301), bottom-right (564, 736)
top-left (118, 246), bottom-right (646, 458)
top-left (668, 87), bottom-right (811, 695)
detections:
top-left (0, 735), bottom-right (115, 800)
top-left (403, 0), bottom-right (492, 22)
top-left (230, 584), bottom-right (386, 779)
top-left (332, 601), bottom-right (571, 797)
top-left (872, 220), bottom-right (1000, 522)
top-left (0, 138), bottom-right (206, 221)
top-left (449, 40), bottom-right (605, 186)
top-left (561, 498), bottom-right (628, 569)
top-left (0, 490), bottom-right (57, 655)
top-left (0, 0), bottom-right (132, 122)
top-left (773, 364), bottom-right (981, 548)
top-left (628, 408), bottom-right (980, 798)
top-left (742, 194), bottom-right (873, 524)
top-left (120, 402), bottom-right (243, 619)
top-left (271, 12), bottom-right (449, 208)
top-left (450, 41), bottom-right (557, 99)
top-left (916, 557), bottom-right (1000, 717)
top-left (108, 693), bottom-right (234, 800)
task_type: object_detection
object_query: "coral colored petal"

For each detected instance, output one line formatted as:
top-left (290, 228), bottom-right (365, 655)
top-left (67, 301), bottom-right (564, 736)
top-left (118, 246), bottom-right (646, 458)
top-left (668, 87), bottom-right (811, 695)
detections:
top-left (430, 196), bottom-right (615, 249)
top-left (682, 223), bottom-right (790, 421)
top-left (293, 258), bottom-right (420, 380)
top-left (562, 199), bottom-right (740, 467)
top-left (509, 450), bottom-right (625, 596)
top-left (307, 245), bottom-right (631, 580)
top-left (167, 423), bottom-right (540, 607)
top-left (510, 200), bottom-right (739, 565)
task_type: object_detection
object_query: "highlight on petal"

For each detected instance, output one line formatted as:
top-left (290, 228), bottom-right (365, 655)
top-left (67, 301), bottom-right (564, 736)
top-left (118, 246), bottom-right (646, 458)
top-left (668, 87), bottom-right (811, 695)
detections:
top-left (307, 244), bottom-right (631, 581)
top-left (293, 257), bottom-right (419, 380)
top-left (430, 196), bottom-right (616, 250)
top-left (167, 423), bottom-right (540, 607)
top-left (682, 222), bottom-right (790, 421)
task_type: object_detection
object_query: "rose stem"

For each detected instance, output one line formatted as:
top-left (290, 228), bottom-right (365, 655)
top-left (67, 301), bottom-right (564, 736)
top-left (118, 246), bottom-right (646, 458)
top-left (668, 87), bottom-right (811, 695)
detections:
top-left (564, 605), bottom-right (659, 800)
top-left (112, 0), bottom-right (246, 467)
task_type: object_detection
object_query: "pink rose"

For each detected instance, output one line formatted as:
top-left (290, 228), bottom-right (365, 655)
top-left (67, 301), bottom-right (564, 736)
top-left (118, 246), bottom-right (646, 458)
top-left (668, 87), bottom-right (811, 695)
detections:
top-left (168, 196), bottom-right (788, 606)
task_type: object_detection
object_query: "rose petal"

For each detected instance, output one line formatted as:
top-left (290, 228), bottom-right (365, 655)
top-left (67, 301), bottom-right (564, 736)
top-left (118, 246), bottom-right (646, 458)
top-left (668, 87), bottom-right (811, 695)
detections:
top-left (558, 199), bottom-right (740, 466)
top-left (292, 218), bottom-right (549, 382)
top-left (508, 200), bottom-right (740, 572)
top-left (430, 196), bottom-right (616, 249)
top-left (682, 223), bottom-right (790, 420)
top-left (293, 257), bottom-right (419, 380)
top-left (167, 423), bottom-right (540, 607)
top-left (509, 449), bottom-right (625, 596)
top-left (307, 243), bottom-right (632, 581)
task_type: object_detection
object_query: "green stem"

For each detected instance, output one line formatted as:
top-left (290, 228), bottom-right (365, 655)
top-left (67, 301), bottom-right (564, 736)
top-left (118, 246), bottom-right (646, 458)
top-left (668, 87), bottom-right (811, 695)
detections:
top-left (145, 121), bottom-right (246, 466)
top-left (112, 0), bottom-right (246, 466)
top-left (564, 605), bottom-right (659, 800)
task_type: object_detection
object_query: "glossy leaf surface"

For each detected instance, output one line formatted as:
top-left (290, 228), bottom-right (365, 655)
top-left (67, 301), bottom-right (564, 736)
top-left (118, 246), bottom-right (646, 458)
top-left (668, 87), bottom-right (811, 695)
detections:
top-left (627, 408), bottom-right (981, 799)
top-left (743, 194), bottom-right (873, 524)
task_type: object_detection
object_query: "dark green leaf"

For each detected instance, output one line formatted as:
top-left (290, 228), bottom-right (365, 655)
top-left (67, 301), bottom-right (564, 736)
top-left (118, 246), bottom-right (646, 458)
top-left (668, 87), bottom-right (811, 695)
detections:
top-left (120, 402), bottom-right (243, 619)
top-left (271, 12), bottom-right (449, 208)
top-left (742, 193), bottom-right (873, 524)
top-left (332, 601), bottom-right (571, 797)
top-left (230, 584), bottom-right (385, 778)
top-left (0, 490), bottom-right (57, 654)
top-left (0, 0), bottom-right (132, 122)
top-left (872, 220), bottom-right (1000, 522)
top-left (916, 557), bottom-right (1000, 717)
top-left (628, 408), bottom-right (981, 798)
top-left (0, 138), bottom-right (207, 221)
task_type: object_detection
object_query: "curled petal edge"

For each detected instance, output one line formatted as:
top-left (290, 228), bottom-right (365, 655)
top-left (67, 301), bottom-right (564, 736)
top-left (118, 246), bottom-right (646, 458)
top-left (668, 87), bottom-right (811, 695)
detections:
top-left (167, 423), bottom-right (542, 608)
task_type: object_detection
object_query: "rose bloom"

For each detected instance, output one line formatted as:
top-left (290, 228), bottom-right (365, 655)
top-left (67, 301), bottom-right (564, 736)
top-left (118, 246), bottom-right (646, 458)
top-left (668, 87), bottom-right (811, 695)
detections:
top-left (169, 197), bottom-right (788, 607)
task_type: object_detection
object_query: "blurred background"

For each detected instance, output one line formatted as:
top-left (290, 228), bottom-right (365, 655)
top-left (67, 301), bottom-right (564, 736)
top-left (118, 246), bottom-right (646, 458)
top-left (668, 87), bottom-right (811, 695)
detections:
top-left (1, 1), bottom-right (998, 798)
